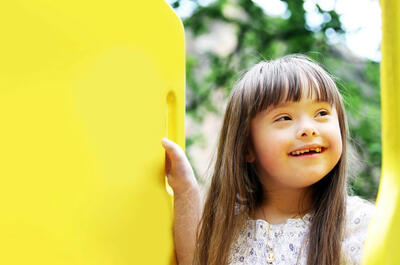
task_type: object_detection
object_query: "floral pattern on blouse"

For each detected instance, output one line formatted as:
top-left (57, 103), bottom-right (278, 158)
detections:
top-left (228, 196), bottom-right (375, 265)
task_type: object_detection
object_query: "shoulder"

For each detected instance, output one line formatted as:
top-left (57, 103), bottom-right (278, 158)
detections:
top-left (228, 219), bottom-right (259, 264)
top-left (346, 195), bottom-right (375, 216)
top-left (345, 195), bottom-right (375, 235)
top-left (342, 195), bottom-right (376, 264)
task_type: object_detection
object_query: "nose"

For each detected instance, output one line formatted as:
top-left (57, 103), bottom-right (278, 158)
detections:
top-left (296, 120), bottom-right (319, 139)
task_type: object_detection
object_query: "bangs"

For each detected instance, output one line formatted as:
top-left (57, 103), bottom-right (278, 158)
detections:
top-left (242, 55), bottom-right (342, 117)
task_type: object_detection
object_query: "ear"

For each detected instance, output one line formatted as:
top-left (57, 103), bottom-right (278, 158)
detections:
top-left (245, 146), bottom-right (256, 163)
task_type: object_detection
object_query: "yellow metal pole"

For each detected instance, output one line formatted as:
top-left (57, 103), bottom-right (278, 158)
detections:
top-left (362, 0), bottom-right (400, 264)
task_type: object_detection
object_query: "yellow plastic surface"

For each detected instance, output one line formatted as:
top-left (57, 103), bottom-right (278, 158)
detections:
top-left (0, 1), bottom-right (184, 264)
top-left (362, 0), bottom-right (400, 264)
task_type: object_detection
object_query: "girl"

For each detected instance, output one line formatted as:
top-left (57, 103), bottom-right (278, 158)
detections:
top-left (161, 54), bottom-right (375, 265)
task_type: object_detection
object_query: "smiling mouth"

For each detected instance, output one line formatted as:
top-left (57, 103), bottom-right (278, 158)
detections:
top-left (289, 147), bottom-right (327, 157)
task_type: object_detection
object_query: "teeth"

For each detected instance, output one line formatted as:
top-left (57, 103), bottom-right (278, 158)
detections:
top-left (291, 147), bottom-right (323, 156)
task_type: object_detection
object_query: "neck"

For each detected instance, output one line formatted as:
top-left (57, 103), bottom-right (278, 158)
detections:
top-left (253, 187), bottom-right (313, 225)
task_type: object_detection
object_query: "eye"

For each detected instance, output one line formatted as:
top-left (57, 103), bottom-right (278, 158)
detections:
top-left (316, 110), bottom-right (329, 117)
top-left (275, 115), bottom-right (291, 122)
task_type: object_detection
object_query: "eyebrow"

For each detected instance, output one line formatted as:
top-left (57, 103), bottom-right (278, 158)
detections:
top-left (263, 100), bottom-right (331, 117)
top-left (273, 100), bottom-right (329, 109)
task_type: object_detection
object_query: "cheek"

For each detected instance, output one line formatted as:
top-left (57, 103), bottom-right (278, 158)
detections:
top-left (329, 126), bottom-right (343, 164)
top-left (335, 135), bottom-right (343, 162)
top-left (253, 131), bottom-right (290, 164)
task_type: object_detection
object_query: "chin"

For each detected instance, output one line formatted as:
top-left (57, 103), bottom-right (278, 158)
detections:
top-left (297, 173), bottom-right (326, 187)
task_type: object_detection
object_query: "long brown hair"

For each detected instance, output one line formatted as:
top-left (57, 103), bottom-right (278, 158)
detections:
top-left (193, 54), bottom-right (349, 265)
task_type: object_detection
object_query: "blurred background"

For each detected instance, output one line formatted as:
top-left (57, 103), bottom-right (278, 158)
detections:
top-left (166, 0), bottom-right (381, 201)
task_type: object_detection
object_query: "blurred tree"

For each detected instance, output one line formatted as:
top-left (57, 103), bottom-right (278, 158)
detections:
top-left (170, 0), bottom-right (380, 200)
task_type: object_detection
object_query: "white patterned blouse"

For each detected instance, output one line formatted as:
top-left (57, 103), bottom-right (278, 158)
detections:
top-left (228, 196), bottom-right (375, 265)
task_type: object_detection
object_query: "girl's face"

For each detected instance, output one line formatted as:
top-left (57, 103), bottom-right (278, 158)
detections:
top-left (246, 92), bottom-right (342, 191)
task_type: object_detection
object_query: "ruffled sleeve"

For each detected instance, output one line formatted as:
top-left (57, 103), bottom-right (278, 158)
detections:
top-left (341, 195), bottom-right (376, 265)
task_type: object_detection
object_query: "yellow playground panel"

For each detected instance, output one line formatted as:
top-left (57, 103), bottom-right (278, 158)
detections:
top-left (0, 1), bottom-right (183, 264)
top-left (363, 0), bottom-right (400, 264)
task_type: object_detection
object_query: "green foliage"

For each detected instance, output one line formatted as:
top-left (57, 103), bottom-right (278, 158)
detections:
top-left (172, 0), bottom-right (381, 200)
